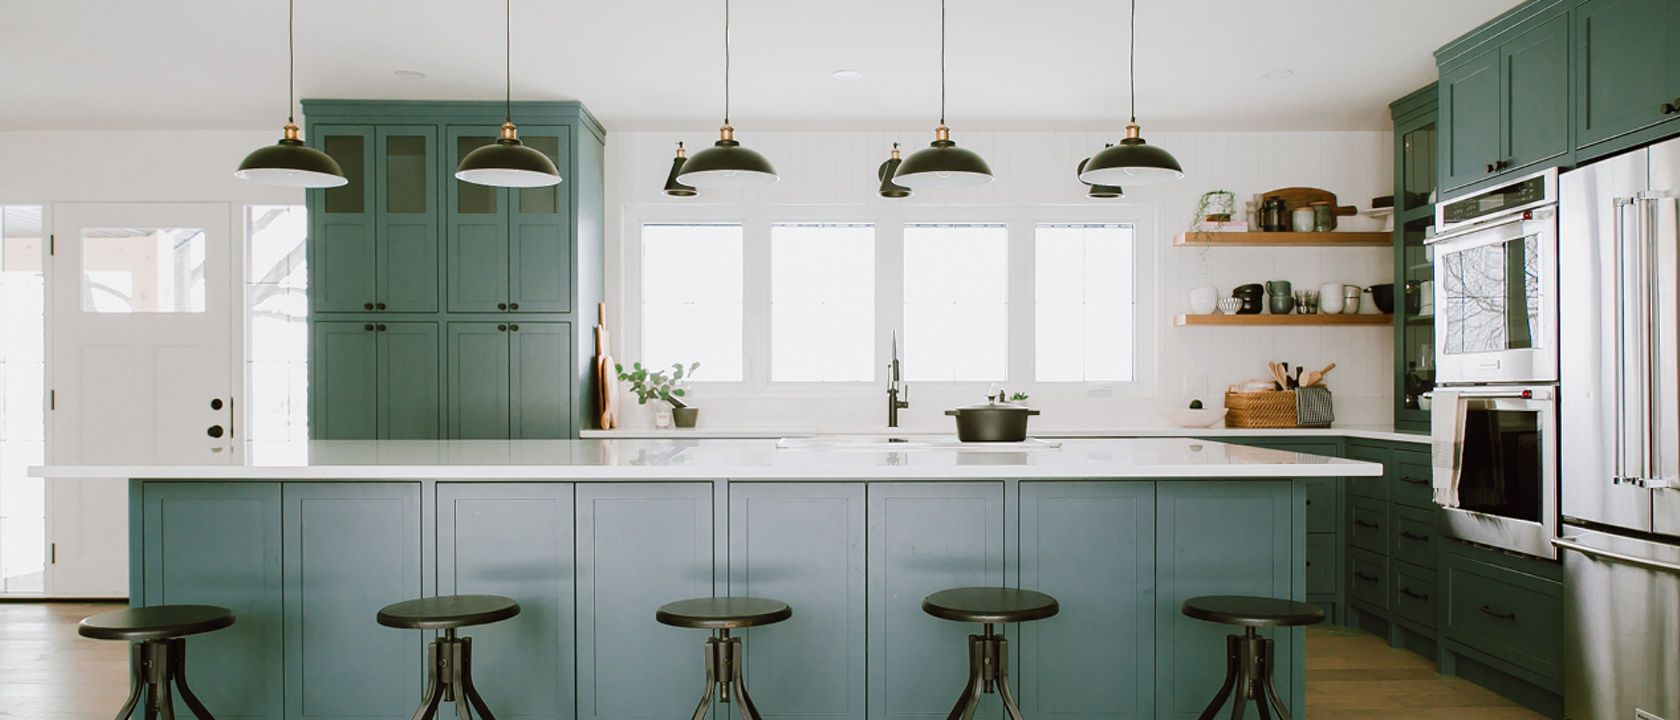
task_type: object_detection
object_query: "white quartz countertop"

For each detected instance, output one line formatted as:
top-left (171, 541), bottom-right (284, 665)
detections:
top-left (31, 437), bottom-right (1382, 481)
top-left (579, 425), bottom-right (1430, 444)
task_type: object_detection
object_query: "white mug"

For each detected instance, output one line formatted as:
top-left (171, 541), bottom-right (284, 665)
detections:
top-left (1318, 282), bottom-right (1345, 314)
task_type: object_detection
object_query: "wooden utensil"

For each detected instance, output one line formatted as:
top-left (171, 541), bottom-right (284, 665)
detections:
top-left (1262, 187), bottom-right (1357, 216)
top-left (1301, 363), bottom-right (1336, 388)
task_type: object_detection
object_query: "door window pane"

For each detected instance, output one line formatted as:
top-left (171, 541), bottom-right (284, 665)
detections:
top-left (771, 224), bottom-right (874, 382)
top-left (642, 225), bottom-right (743, 381)
top-left (81, 228), bottom-right (206, 313)
top-left (1035, 224), bottom-right (1136, 382)
top-left (385, 135), bottom-right (428, 214)
top-left (322, 134), bottom-right (364, 214)
top-left (903, 225), bottom-right (1008, 381)
top-left (0, 206), bottom-right (44, 594)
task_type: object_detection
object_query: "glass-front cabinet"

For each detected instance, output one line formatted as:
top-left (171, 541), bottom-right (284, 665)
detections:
top-left (1392, 84), bottom-right (1438, 432)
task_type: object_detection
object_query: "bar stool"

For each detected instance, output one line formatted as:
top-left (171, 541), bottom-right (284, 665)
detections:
top-left (377, 594), bottom-right (521, 720)
top-left (657, 596), bottom-right (792, 720)
top-left (79, 604), bottom-right (235, 719)
top-left (921, 587), bottom-right (1059, 720)
top-left (1180, 595), bottom-right (1324, 720)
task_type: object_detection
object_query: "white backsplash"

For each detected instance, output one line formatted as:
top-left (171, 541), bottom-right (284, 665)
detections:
top-left (604, 128), bottom-right (1396, 430)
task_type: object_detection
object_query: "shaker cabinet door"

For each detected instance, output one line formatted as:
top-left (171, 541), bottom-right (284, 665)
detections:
top-left (310, 321), bottom-right (378, 439)
top-left (377, 321), bottom-right (442, 439)
top-left (1576, 0), bottom-right (1679, 149)
top-left (510, 321), bottom-right (573, 438)
top-left (1440, 49), bottom-right (1503, 192)
top-left (509, 127), bottom-right (574, 313)
top-left (447, 322), bottom-right (512, 439)
top-left (1501, 13), bottom-right (1570, 172)
top-left (374, 125), bottom-right (439, 313)
top-left (308, 125), bottom-right (377, 313)
top-left (447, 125), bottom-right (513, 313)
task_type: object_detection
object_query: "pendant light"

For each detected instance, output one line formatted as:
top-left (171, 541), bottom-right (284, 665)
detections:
top-left (234, 0), bottom-right (347, 188)
top-left (1077, 153), bottom-right (1125, 199)
top-left (892, 0), bottom-right (992, 189)
top-left (676, 0), bottom-right (778, 189)
top-left (1078, 0), bottom-right (1183, 187)
top-left (663, 142), bottom-right (698, 197)
top-left (877, 143), bottom-right (912, 198)
top-left (455, 0), bottom-right (562, 188)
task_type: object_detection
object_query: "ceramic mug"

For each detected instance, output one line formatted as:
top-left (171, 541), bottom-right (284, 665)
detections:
top-left (1318, 282), bottom-right (1345, 313)
top-left (1342, 285), bottom-right (1362, 314)
top-left (1291, 208), bottom-right (1315, 232)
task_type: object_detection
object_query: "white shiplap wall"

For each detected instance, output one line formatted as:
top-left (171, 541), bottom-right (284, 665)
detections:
top-left (603, 128), bottom-right (1395, 430)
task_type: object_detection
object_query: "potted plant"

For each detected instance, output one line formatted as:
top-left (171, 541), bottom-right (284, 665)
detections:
top-left (616, 361), bottom-right (701, 428)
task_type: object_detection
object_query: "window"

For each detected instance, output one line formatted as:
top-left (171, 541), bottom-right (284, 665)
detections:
top-left (0, 206), bottom-right (44, 594)
top-left (80, 227), bottom-right (207, 313)
top-left (1035, 224), bottom-right (1136, 382)
top-left (902, 224), bottom-right (1009, 382)
top-left (641, 224), bottom-right (744, 381)
top-left (246, 206), bottom-right (309, 447)
top-left (771, 224), bottom-right (874, 382)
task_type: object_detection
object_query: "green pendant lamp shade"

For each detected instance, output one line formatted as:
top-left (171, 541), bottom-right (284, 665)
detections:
top-left (675, 0), bottom-right (777, 189)
top-left (1077, 0), bottom-right (1183, 187)
top-left (663, 142), bottom-right (698, 197)
top-left (1076, 155), bottom-right (1125, 198)
top-left (878, 143), bottom-right (912, 198)
top-left (455, 0), bottom-right (562, 188)
top-left (235, 0), bottom-right (347, 188)
top-left (893, 0), bottom-right (993, 190)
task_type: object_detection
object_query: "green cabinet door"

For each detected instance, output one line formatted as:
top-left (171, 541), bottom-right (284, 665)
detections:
top-left (1441, 49), bottom-right (1503, 191)
top-left (377, 321), bottom-right (441, 439)
top-left (143, 482), bottom-right (282, 720)
top-left (282, 483), bottom-right (423, 720)
top-left (728, 483), bottom-right (867, 720)
top-left (309, 125), bottom-right (377, 313)
top-left (509, 127), bottom-right (573, 313)
top-left (1501, 13), bottom-right (1570, 172)
top-left (574, 482), bottom-right (715, 720)
top-left (447, 125), bottom-right (513, 313)
top-left (1018, 482), bottom-right (1155, 720)
top-left (310, 321), bottom-right (378, 439)
top-left (511, 321), bottom-right (573, 438)
top-left (1576, 0), bottom-right (1680, 149)
top-left (867, 483), bottom-right (1005, 720)
top-left (374, 125), bottom-right (439, 312)
top-left (447, 322), bottom-right (512, 439)
top-left (437, 483), bottom-right (575, 720)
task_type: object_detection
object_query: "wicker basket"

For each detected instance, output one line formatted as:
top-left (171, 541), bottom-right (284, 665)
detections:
top-left (1224, 387), bottom-right (1298, 428)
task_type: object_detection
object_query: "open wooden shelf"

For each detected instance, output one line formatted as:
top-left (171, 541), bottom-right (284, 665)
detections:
top-left (1173, 231), bottom-right (1392, 247)
top-left (1175, 313), bottom-right (1395, 327)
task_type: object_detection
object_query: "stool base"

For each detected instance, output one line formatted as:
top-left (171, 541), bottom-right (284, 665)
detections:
top-left (945, 625), bottom-right (1025, 720)
top-left (113, 638), bottom-right (217, 720)
top-left (688, 629), bottom-right (763, 720)
top-left (408, 629), bottom-right (497, 720)
top-left (1196, 628), bottom-right (1290, 720)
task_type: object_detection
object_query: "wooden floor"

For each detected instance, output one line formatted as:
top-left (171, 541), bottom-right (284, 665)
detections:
top-left (0, 603), bottom-right (1544, 718)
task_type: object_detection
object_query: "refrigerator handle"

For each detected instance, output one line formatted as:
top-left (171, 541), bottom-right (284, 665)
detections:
top-left (1552, 536), bottom-right (1680, 574)
top-left (1638, 193), bottom-right (1680, 491)
top-left (1614, 196), bottom-right (1636, 484)
top-left (1640, 196), bottom-right (1656, 482)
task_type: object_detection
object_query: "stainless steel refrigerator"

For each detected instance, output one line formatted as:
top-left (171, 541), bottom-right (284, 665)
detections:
top-left (1559, 136), bottom-right (1680, 720)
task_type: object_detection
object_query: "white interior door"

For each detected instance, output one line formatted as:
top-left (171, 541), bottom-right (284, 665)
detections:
top-left (46, 202), bottom-right (241, 597)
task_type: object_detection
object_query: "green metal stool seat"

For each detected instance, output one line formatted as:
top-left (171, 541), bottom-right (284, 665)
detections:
top-left (79, 604), bottom-right (236, 719)
top-left (922, 587), bottom-right (1060, 720)
top-left (658, 596), bottom-right (792, 720)
top-left (377, 594), bottom-right (521, 720)
top-left (1181, 595), bottom-right (1325, 720)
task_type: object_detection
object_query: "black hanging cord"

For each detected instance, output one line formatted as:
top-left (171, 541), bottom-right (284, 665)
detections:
top-left (724, 0), bottom-right (732, 125)
top-left (939, 0), bottom-right (946, 125)
top-left (1128, 0), bottom-right (1136, 123)
top-left (505, 0), bottom-right (512, 123)
top-left (287, 0), bottom-right (295, 124)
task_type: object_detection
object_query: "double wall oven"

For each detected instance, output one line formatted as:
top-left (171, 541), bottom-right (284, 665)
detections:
top-left (1427, 169), bottom-right (1561, 559)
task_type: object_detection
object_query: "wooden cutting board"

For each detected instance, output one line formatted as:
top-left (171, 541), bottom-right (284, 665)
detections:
top-left (1263, 186), bottom-right (1358, 216)
top-left (594, 303), bottom-right (618, 429)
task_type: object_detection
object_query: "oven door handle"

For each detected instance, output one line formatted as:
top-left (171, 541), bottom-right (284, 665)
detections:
top-left (1427, 211), bottom-right (1530, 246)
top-left (1552, 536), bottom-right (1680, 575)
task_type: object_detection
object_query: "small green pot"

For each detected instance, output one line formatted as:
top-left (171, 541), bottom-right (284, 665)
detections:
top-left (672, 406), bottom-right (699, 428)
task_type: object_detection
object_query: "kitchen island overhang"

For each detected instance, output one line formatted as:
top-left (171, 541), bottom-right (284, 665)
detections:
top-left (41, 438), bottom-right (1380, 720)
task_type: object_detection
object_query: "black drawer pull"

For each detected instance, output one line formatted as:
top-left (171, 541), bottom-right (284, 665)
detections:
top-left (1662, 101), bottom-right (1679, 115)
top-left (376, 324), bottom-right (387, 332)
top-left (1399, 531), bottom-right (1430, 542)
top-left (1399, 475), bottom-right (1428, 485)
top-left (1399, 587), bottom-right (1430, 601)
top-left (364, 302), bottom-right (374, 310)
top-left (1354, 519), bottom-right (1381, 529)
top-left (1353, 571), bottom-right (1380, 583)
top-left (498, 303), bottom-right (508, 311)
top-left (1478, 604), bottom-right (1516, 621)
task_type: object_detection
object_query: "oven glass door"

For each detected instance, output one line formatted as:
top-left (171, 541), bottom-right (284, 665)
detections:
top-left (1458, 404), bottom-right (1545, 522)
top-left (1439, 233), bottom-right (1543, 355)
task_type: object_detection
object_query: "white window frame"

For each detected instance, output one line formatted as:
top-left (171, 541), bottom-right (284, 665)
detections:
top-left (620, 203), bottom-right (1160, 401)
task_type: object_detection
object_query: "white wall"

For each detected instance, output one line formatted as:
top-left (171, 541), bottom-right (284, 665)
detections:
top-left (604, 128), bottom-right (1395, 430)
top-left (0, 130), bottom-right (303, 206)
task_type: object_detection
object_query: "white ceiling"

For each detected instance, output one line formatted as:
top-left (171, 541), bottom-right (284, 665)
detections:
top-left (0, 0), bottom-right (1516, 133)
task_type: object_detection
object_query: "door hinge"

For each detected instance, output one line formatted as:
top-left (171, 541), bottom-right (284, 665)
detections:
top-left (48, 234), bottom-right (54, 256)
top-left (50, 543), bottom-right (55, 564)
top-left (49, 390), bottom-right (54, 410)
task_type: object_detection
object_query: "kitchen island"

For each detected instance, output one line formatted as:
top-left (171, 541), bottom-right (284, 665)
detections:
top-left (47, 438), bottom-right (1380, 720)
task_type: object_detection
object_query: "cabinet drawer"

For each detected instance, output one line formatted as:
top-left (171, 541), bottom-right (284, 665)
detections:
top-left (1304, 478), bottom-right (1337, 533)
top-left (1306, 534), bottom-right (1337, 596)
top-left (1348, 497), bottom-right (1388, 554)
top-left (1389, 505), bottom-right (1439, 570)
top-left (1442, 555), bottom-right (1563, 681)
top-left (1389, 450), bottom-right (1434, 509)
top-left (1348, 547), bottom-right (1388, 611)
top-left (1390, 561), bottom-right (1437, 631)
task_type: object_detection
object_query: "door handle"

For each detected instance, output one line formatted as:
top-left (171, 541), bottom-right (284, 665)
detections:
top-left (376, 302), bottom-right (386, 310)
top-left (364, 302), bottom-right (374, 310)
top-left (1353, 571), bottom-right (1380, 583)
top-left (206, 425), bottom-right (224, 439)
top-left (498, 324), bottom-right (508, 332)
top-left (1399, 588), bottom-right (1430, 601)
top-left (1553, 536), bottom-right (1680, 574)
top-left (509, 324), bottom-right (519, 332)
top-left (1399, 531), bottom-right (1430, 542)
top-left (1354, 519), bottom-right (1380, 529)
top-left (1662, 101), bottom-right (1679, 115)
top-left (1478, 605), bottom-right (1516, 621)
top-left (376, 324), bottom-right (387, 332)
top-left (1613, 197), bottom-right (1636, 484)
top-left (498, 303), bottom-right (508, 311)
top-left (1399, 475), bottom-right (1428, 485)
top-left (509, 302), bottom-right (519, 310)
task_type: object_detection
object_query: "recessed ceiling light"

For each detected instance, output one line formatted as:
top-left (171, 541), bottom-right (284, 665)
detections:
top-left (831, 69), bottom-right (864, 81)
top-left (394, 69), bottom-right (428, 79)
top-left (1260, 68), bottom-right (1293, 80)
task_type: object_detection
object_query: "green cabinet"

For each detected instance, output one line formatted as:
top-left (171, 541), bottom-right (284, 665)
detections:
top-left (1576, 0), bottom-right (1680, 155)
top-left (447, 125), bottom-right (573, 314)
top-left (309, 125), bottom-right (439, 314)
top-left (1439, 541), bottom-right (1564, 692)
top-left (1392, 85), bottom-right (1439, 432)
top-left (447, 321), bottom-right (574, 439)
top-left (1438, 8), bottom-right (1571, 193)
top-left (310, 321), bottom-right (441, 439)
top-left (1440, 49), bottom-right (1504, 191)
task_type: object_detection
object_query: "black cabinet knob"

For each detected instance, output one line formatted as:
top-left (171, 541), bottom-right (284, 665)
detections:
top-left (498, 303), bottom-right (508, 311)
top-left (509, 302), bottom-right (519, 310)
top-left (376, 302), bottom-right (386, 310)
top-left (1486, 163), bottom-right (1495, 173)
top-left (364, 323), bottom-right (375, 332)
top-left (210, 398), bottom-right (224, 410)
top-left (498, 324), bottom-right (508, 332)
top-left (207, 425), bottom-right (225, 438)
top-left (376, 324), bottom-right (387, 331)
top-left (509, 324), bottom-right (519, 332)
top-left (364, 303), bottom-right (374, 310)
top-left (1661, 100), bottom-right (1679, 115)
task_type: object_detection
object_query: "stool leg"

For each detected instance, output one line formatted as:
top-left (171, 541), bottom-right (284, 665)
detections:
top-left (1228, 631), bottom-right (1251, 720)
top-left (688, 638), bottom-right (719, 720)
top-left (944, 634), bottom-right (986, 720)
top-left (166, 639), bottom-right (217, 720)
top-left (410, 640), bottom-right (444, 720)
top-left (458, 636), bottom-right (497, 720)
top-left (1258, 638), bottom-right (1291, 720)
top-left (991, 635), bottom-right (1025, 720)
top-left (726, 636), bottom-right (763, 720)
top-left (114, 642), bottom-right (146, 720)
top-left (1195, 635), bottom-right (1241, 720)
top-left (449, 639), bottom-right (474, 720)
top-left (142, 641), bottom-right (176, 720)
top-left (1250, 636), bottom-right (1273, 720)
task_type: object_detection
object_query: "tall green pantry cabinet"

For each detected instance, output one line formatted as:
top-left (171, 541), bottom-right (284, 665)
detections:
top-left (302, 101), bottom-right (604, 439)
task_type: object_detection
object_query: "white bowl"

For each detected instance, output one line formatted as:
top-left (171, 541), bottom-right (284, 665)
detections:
top-left (1165, 407), bottom-right (1228, 428)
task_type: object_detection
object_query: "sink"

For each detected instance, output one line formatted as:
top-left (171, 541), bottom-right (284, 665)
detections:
top-left (775, 436), bottom-right (1060, 451)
